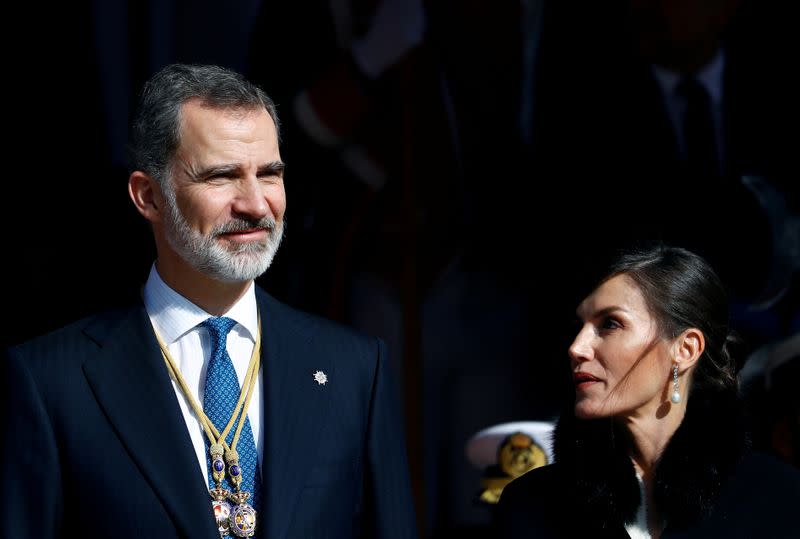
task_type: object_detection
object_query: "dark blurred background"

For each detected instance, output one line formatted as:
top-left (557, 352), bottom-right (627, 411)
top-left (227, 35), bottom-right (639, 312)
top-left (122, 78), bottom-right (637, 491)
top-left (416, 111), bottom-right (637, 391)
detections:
top-left (4, 1), bottom-right (798, 537)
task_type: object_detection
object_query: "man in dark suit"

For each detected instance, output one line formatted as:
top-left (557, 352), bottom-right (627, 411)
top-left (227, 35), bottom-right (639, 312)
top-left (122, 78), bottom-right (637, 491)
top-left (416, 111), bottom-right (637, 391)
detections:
top-left (527, 0), bottom-right (793, 308)
top-left (2, 63), bottom-right (418, 539)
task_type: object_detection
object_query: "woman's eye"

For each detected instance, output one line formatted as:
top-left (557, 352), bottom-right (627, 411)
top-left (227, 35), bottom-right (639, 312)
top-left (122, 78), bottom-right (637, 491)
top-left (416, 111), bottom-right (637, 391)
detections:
top-left (601, 317), bottom-right (622, 330)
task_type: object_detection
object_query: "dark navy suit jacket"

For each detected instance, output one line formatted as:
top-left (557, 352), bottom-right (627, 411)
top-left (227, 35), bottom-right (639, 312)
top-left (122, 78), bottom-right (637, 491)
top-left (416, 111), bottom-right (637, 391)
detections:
top-left (3, 287), bottom-right (418, 538)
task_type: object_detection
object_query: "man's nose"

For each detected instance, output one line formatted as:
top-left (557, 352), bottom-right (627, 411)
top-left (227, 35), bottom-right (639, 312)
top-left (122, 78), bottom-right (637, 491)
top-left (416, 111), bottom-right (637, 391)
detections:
top-left (232, 176), bottom-right (269, 220)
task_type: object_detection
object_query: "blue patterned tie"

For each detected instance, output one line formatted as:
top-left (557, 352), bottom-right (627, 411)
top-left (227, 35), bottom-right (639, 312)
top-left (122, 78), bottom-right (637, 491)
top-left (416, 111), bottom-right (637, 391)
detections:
top-left (201, 317), bottom-right (261, 512)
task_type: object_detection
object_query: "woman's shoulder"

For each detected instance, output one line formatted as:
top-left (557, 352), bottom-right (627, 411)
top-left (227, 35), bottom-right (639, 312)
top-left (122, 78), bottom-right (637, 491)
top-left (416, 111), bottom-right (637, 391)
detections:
top-left (684, 451), bottom-right (800, 537)
top-left (494, 464), bottom-right (570, 538)
top-left (732, 451), bottom-right (800, 500)
top-left (499, 463), bottom-right (565, 507)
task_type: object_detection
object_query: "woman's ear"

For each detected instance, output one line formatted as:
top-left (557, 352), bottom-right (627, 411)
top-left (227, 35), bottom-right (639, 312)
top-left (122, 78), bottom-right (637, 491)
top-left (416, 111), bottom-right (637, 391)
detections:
top-left (673, 328), bottom-right (705, 374)
top-left (129, 171), bottom-right (163, 223)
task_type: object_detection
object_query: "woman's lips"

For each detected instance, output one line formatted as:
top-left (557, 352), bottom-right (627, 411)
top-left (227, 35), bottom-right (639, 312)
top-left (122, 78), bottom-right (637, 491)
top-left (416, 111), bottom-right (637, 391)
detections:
top-left (573, 372), bottom-right (600, 389)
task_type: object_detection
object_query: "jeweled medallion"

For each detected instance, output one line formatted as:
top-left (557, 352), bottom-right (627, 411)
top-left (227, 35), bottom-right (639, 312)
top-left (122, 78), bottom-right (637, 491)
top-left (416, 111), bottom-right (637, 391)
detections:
top-left (212, 498), bottom-right (233, 536)
top-left (229, 503), bottom-right (257, 537)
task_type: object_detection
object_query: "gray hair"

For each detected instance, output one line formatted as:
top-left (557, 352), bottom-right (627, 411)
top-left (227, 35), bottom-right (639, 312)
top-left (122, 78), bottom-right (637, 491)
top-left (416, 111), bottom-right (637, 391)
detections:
top-left (128, 63), bottom-right (280, 188)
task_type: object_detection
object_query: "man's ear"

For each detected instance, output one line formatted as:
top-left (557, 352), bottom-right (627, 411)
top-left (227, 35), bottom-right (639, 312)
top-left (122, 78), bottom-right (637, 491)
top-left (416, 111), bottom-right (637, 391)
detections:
top-left (673, 328), bottom-right (705, 374)
top-left (129, 171), bottom-right (163, 224)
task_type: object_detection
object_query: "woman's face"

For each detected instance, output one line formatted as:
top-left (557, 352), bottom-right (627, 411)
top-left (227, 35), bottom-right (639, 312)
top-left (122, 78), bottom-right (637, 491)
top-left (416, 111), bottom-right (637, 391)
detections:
top-left (569, 274), bottom-right (674, 420)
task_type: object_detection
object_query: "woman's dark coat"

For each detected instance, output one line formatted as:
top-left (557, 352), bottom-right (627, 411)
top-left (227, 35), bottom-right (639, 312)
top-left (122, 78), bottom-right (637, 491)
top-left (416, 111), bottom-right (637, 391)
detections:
top-left (496, 390), bottom-right (800, 538)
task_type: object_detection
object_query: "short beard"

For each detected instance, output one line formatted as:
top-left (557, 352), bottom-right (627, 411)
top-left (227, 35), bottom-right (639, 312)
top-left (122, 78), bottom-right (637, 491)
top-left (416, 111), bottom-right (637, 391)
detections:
top-left (162, 185), bottom-right (284, 283)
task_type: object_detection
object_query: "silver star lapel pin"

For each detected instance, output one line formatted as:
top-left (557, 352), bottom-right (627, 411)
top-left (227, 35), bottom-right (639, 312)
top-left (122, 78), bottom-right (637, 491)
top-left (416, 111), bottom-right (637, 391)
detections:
top-left (313, 370), bottom-right (328, 385)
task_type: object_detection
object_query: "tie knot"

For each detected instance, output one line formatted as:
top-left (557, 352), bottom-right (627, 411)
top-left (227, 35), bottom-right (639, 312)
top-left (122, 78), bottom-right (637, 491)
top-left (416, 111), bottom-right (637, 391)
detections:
top-left (201, 316), bottom-right (238, 346)
top-left (676, 76), bottom-right (708, 103)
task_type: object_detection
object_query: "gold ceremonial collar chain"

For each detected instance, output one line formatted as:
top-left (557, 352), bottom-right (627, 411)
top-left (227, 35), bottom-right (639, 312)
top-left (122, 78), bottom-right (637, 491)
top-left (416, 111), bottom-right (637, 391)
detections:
top-left (150, 314), bottom-right (261, 538)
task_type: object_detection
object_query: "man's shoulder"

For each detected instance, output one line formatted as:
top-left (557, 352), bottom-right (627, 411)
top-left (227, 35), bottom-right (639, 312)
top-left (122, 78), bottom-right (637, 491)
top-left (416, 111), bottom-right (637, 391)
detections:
top-left (9, 306), bottom-right (143, 362)
top-left (255, 286), bottom-right (380, 346)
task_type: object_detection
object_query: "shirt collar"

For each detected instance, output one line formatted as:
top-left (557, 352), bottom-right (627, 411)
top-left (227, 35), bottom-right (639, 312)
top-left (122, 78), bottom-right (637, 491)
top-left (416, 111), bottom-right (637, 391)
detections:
top-left (142, 264), bottom-right (258, 345)
top-left (651, 48), bottom-right (726, 105)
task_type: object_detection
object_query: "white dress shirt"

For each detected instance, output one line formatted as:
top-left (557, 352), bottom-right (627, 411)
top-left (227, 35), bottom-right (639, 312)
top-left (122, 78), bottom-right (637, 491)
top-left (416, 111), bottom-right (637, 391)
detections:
top-left (142, 265), bottom-right (264, 485)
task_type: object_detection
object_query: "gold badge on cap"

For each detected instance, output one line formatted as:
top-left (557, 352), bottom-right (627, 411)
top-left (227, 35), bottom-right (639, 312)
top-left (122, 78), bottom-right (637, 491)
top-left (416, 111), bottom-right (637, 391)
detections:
top-left (478, 432), bottom-right (548, 504)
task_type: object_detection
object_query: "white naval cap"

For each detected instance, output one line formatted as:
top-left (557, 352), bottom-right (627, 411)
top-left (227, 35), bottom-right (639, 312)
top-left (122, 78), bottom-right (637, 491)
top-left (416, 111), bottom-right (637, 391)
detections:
top-left (466, 420), bottom-right (556, 472)
top-left (466, 420), bottom-right (556, 504)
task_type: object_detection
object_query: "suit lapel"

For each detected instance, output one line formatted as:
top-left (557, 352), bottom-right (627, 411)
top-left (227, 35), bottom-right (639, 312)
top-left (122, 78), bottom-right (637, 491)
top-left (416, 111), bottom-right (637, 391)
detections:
top-left (257, 291), bottom-right (335, 539)
top-left (82, 306), bottom-right (219, 538)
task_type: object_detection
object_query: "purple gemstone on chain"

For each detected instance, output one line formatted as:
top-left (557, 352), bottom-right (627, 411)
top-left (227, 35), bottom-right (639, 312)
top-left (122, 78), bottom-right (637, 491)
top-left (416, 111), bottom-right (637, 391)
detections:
top-left (213, 459), bottom-right (225, 472)
top-left (230, 465), bottom-right (241, 476)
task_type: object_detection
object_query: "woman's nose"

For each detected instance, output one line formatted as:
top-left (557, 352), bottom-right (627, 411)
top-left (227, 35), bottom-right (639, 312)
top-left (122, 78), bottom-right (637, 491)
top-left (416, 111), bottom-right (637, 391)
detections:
top-left (568, 326), bottom-right (594, 364)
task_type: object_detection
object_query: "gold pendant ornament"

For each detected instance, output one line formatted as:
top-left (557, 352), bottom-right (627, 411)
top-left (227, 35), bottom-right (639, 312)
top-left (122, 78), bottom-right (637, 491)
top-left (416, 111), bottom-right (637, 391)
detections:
top-left (228, 491), bottom-right (257, 537)
top-left (210, 487), bottom-right (233, 536)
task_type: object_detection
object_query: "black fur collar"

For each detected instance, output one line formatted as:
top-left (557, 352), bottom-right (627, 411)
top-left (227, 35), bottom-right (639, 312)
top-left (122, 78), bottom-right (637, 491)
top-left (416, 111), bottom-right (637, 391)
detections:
top-left (552, 389), bottom-right (748, 531)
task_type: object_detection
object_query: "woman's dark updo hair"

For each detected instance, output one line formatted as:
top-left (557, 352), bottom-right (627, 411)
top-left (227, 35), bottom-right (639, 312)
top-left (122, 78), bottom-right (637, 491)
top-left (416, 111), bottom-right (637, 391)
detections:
top-left (599, 244), bottom-right (738, 393)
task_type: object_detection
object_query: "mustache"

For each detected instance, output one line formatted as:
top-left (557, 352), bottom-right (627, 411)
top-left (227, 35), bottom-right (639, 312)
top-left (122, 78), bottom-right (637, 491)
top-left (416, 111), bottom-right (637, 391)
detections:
top-left (213, 217), bottom-right (279, 235)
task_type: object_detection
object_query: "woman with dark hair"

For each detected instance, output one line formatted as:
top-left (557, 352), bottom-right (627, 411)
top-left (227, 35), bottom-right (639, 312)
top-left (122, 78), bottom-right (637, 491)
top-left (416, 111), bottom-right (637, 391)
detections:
top-left (496, 245), bottom-right (799, 538)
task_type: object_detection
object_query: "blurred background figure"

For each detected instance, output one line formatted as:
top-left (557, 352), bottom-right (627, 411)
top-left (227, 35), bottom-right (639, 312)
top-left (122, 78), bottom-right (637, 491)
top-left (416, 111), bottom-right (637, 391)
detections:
top-left (741, 332), bottom-right (800, 469)
top-left (528, 0), bottom-right (797, 359)
top-left (248, 1), bottom-right (563, 537)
